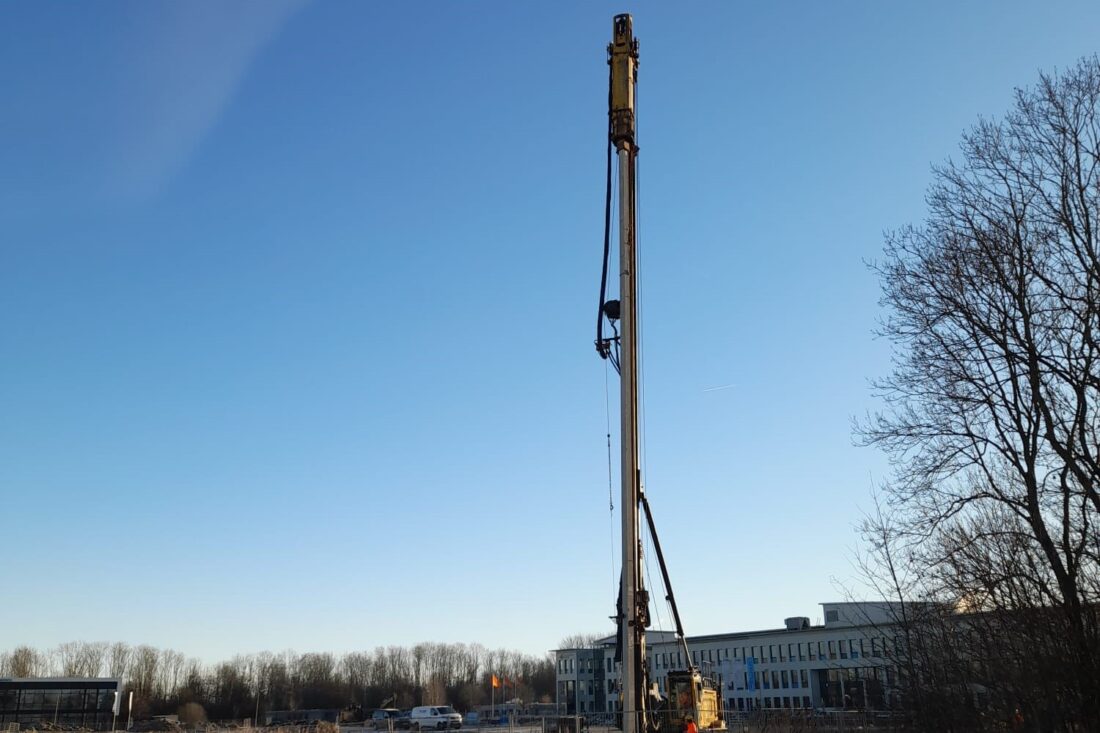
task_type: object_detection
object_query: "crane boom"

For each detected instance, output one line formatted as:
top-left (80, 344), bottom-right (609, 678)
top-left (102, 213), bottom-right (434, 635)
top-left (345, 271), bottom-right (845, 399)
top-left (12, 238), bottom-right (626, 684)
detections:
top-left (597, 15), bottom-right (726, 733)
top-left (608, 14), bottom-right (644, 733)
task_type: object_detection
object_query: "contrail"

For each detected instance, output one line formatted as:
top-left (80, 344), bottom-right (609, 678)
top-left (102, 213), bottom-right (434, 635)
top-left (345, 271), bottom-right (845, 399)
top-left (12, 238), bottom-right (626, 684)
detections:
top-left (702, 383), bottom-right (737, 392)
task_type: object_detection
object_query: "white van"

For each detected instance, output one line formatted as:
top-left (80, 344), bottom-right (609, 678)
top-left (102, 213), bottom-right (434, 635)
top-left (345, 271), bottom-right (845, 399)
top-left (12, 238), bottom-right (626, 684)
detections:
top-left (409, 706), bottom-right (462, 731)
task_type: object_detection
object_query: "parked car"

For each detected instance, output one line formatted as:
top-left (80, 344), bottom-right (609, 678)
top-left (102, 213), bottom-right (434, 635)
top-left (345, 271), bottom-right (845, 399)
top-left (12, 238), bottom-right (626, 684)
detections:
top-left (371, 709), bottom-right (402, 729)
top-left (410, 706), bottom-right (462, 730)
top-left (394, 712), bottom-right (412, 730)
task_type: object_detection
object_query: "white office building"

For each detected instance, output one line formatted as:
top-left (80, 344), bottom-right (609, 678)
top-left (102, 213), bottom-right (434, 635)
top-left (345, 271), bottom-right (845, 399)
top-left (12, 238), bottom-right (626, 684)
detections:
top-left (555, 602), bottom-right (904, 715)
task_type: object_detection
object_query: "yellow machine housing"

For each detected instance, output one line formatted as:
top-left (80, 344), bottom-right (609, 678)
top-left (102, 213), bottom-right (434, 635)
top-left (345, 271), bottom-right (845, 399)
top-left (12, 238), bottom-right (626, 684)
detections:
top-left (664, 669), bottom-right (725, 731)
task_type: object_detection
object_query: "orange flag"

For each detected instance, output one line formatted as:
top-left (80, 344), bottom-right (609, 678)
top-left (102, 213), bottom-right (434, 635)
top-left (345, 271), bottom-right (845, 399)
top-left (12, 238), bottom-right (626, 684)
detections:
top-left (491, 674), bottom-right (500, 688)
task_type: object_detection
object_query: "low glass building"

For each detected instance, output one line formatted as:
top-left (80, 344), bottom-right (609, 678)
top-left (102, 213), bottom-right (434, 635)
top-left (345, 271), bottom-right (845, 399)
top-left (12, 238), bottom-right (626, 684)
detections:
top-left (0, 678), bottom-right (121, 730)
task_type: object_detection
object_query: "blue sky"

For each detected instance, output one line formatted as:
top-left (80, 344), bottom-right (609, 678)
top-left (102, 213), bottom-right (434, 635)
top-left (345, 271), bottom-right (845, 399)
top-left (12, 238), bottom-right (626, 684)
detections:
top-left (3, 1), bottom-right (1099, 663)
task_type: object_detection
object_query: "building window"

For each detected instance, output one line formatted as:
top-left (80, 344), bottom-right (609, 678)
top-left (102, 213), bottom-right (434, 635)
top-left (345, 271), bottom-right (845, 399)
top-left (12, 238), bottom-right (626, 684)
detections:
top-left (828, 641), bottom-right (837, 660)
top-left (798, 642), bottom-right (806, 661)
top-left (800, 670), bottom-right (808, 688)
top-left (780, 670), bottom-right (789, 689)
top-left (771, 671), bottom-right (779, 690)
top-left (839, 640), bottom-right (848, 659)
top-left (808, 643), bottom-right (816, 661)
top-left (849, 640), bottom-right (859, 660)
top-left (825, 610), bottom-right (839, 623)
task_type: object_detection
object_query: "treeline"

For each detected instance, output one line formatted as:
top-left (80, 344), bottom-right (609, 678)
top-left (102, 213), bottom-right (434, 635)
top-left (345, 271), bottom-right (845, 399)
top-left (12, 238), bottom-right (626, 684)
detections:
top-left (0, 642), bottom-right (556, 722)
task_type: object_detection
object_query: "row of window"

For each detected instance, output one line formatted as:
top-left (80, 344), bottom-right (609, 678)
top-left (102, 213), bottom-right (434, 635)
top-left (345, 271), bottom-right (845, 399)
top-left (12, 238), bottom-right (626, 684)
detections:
top-left (740, 669), bottom-right (810, 691)
top-left (825, 666), bottom-right (896, 685)
top-left (728, 696), bottom-right (813, 711)
top-left (558, 655), bottom-right (603, 674)
top-left (651, 637), bottom-right (894, 669)
top-left (558, 636), bottom-right (900, 679)
top-left (0, 688), bottom-right (114, 713)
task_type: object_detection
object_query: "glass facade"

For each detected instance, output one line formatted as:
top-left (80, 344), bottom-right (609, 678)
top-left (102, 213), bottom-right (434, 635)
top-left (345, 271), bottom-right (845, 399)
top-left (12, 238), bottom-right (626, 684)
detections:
top-left (0, 679), bottom-right (120, 731)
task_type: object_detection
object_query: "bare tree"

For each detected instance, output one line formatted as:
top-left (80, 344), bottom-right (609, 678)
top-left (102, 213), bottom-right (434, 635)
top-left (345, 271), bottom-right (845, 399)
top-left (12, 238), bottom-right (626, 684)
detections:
top-left (53, 640), bottom-right (109, 677)
top-left (56, 642), bottom-right (82, 676)
top-left (859, 56), bottom-right (1100, 728)
top-left (555, 633), bottom-right (606, 650)
top-left (79, 641), bottom-right (109, 678)
top-left (130, 646), bottom-right (160, 699)
top-left (107, 642), bottom-right (131, 679)
top-left (8, 646), bottom-right (45, 677)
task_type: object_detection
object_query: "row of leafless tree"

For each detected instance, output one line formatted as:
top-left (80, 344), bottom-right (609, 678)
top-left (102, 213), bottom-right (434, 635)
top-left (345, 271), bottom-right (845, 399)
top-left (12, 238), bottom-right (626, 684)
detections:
top-left (857, 57), bottom-right (1100, 731)
top-left (0, 641), bottom-right (555, 722)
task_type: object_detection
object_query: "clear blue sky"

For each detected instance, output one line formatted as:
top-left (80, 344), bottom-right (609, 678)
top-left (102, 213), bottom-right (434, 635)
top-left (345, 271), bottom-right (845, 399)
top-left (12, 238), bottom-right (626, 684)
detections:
top-left (3, 1), bottom-right (1098, 663)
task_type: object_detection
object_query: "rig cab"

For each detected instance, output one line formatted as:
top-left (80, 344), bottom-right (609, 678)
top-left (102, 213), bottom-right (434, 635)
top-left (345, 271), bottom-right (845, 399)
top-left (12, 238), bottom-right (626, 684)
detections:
top-left (662, 669), bottom-right (724, 732)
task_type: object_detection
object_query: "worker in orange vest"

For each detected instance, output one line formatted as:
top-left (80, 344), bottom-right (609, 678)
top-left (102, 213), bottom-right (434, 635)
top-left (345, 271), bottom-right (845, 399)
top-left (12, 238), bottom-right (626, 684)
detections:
top-left (684, 715), bottom-right (698, 733)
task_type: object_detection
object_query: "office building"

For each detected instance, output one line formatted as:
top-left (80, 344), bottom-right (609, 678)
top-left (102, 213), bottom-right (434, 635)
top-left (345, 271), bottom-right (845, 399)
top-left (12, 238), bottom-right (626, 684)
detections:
top-left (555, 602), bottom-right (903, 714)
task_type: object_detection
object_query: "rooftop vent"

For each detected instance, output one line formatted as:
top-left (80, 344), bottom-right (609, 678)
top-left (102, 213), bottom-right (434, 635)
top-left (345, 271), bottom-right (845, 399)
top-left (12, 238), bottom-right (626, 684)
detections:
top-left (784, 616), bottom-right (810, 631)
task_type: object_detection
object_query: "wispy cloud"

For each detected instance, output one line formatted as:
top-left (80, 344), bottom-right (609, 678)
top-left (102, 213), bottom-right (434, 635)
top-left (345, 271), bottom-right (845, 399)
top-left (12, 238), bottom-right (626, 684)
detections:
top-left (110, 0), bottom-right (309, 201)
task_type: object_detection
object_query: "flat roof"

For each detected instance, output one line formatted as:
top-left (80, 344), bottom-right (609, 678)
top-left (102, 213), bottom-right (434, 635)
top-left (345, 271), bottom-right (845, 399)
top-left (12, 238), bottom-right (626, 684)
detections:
top-left (0, 678), bottom-right (120, 689)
